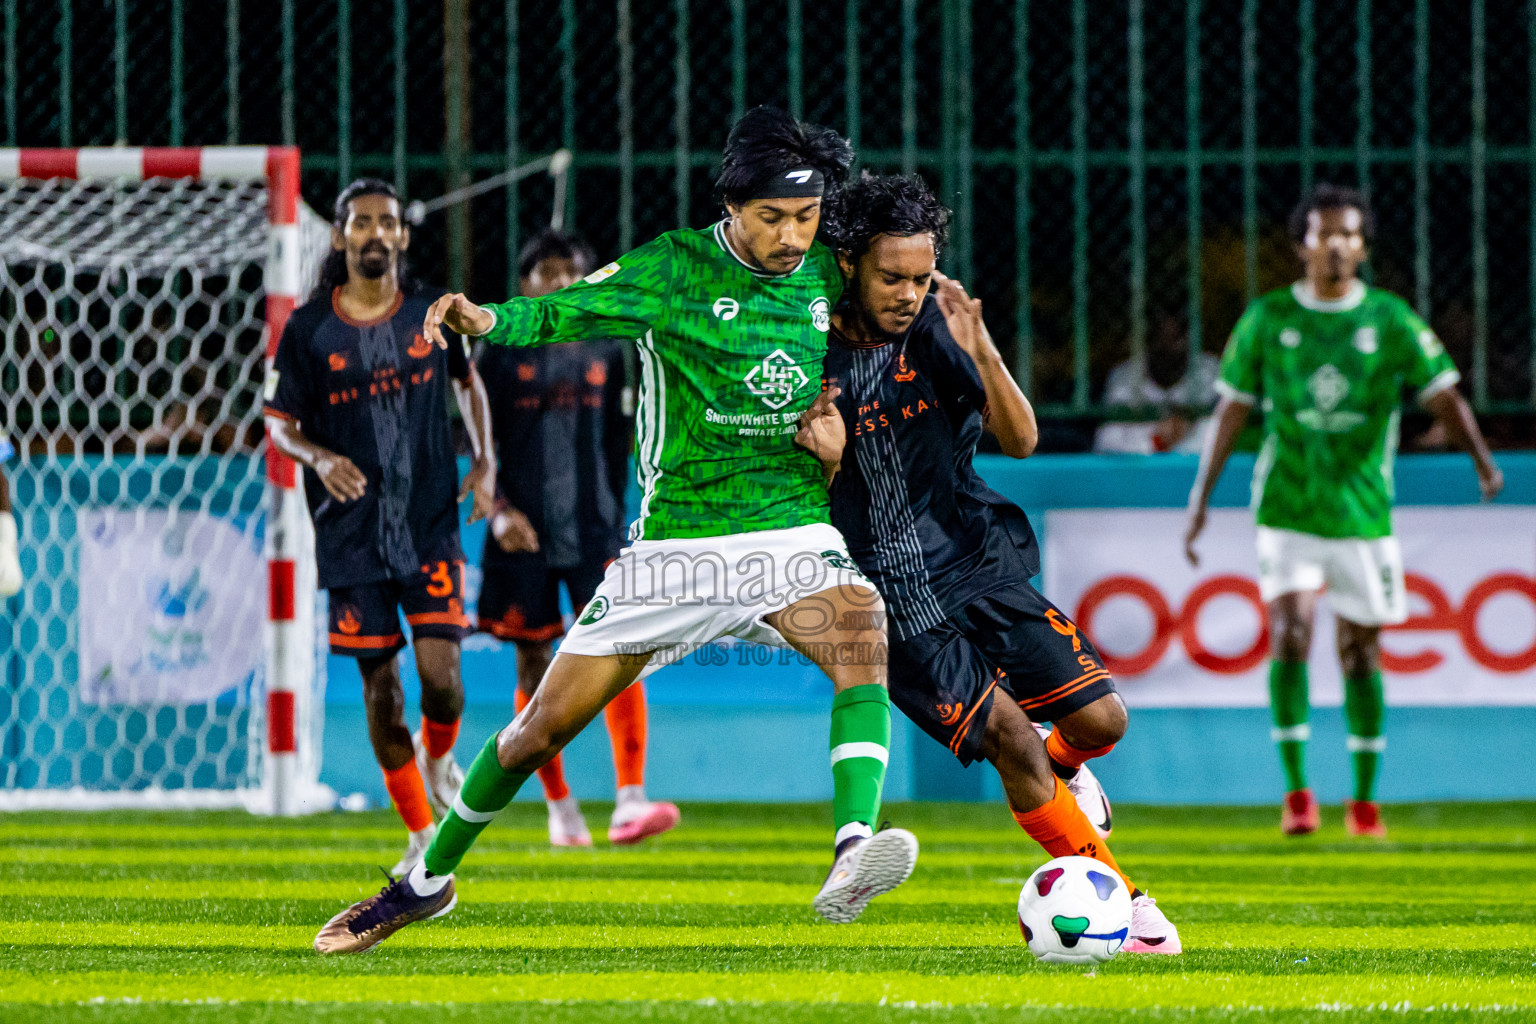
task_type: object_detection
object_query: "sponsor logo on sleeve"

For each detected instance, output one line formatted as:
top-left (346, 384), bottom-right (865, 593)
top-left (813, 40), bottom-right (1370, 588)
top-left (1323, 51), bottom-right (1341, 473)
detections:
top-left (584, 262), bottom-right (622, 285)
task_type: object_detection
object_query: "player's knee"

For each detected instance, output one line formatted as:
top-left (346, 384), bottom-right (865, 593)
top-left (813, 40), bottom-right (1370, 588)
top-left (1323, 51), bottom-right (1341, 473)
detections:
top-left (1337, 630), bottom-right (1380, 678)
top-left (1061, 696), bottom-right (1126, 750)
top-left (1272, 616), bottom-right (1312, 661)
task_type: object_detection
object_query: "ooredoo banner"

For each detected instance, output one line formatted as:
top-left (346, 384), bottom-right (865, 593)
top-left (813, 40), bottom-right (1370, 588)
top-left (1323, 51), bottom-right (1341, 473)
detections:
top-left (1043, 506), bottom-right (1536, 707)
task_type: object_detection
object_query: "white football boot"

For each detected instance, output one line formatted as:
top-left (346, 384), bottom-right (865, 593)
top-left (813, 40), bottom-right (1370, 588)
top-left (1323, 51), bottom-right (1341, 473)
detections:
top-left (547, 794), bottom-right (593, 848)
top-left (1124, 893), bottom-right (1182, 954)
top-left (412, 730), bottom-right (465, 821)
top-left (813, 828), bottom-right (919, 924)
top-left (390, 823), bottom-right (436, 877)
top-left (1034, 723), bottom-right (1113, 838)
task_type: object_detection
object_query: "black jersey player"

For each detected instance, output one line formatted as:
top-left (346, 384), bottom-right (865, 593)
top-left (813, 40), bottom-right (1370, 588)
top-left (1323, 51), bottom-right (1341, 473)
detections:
top-left (811, 174), bottom-right (1181, 953)
top-left (265, 179), bottom-right (496, 874)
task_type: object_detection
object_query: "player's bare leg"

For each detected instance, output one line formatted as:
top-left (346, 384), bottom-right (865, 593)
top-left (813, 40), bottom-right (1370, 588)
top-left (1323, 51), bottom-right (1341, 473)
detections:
top-left (1270, 590), bottom-right (1320, 835)
top-left (1042, 692), bottom-right (1127, 836)
top-left (315, 650), bottom-right (649, 954)
top-left (1336, 618), bottom-right (1387, 837)
top-left (411, 637), bottom-right (466, 823)
top-left (358, 655), bottom-right (437, 874)
top-left (514, 640), bottom-right (591, 846)
top-left (767, 584), bottom-right (918, 923)
top-left (982, 697), bottom-right (1180, 954)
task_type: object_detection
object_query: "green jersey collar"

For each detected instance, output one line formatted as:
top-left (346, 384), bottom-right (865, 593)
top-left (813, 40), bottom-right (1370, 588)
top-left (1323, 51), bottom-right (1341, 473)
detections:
top-left (713, 219), bottom-right (807, 279)
top-left (1292, 279), bottom-right (1366, 312)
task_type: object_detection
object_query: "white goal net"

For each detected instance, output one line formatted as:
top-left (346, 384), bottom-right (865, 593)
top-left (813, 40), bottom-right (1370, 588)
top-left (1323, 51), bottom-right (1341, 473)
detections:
top-left (0, 149), bottom-right (333, 811)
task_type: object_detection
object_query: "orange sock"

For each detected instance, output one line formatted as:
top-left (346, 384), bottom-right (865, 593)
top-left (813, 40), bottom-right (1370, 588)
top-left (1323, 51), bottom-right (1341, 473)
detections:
top-left (1045, 729), bottom-right (1115, 772)
top-left (604, 681), bottom-right (648, 789)
top-left (1011, 777), bottom-right (1134, 892)
top-left (421, 717), bottom-right (459, 759)
top-left (382, 759), bottom-right (434, 833)
top-left (516, 687), bottom-right (570, 801)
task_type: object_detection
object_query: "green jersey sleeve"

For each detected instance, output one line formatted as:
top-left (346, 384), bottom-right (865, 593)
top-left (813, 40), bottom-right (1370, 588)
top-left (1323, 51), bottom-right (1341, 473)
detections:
top-left (1216, 302), bottom-right (1264, 404)
top-left (478, 234), bottom-right (676, 348)
top-left (1389, 299), bottom-right (1460, 400)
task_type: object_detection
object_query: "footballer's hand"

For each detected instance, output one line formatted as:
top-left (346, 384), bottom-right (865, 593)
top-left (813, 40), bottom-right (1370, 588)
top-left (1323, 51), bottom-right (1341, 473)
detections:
top-left (315, 452), bottom-right (367, 502)
top-left (491, 506), bottom-right (540, 554)
top-left (459, 457), bottom-right (497, 524)
top-left (1478, 460), bottom-right (1505, 502)
top-left (931, 270), bottom-right (995, 363)
top-left (425, 293), bottom-right (494, 348)
top-left (1183, 507), bottom-right (1206, 567)
top-left (795, 385), bottom-right (845, 470)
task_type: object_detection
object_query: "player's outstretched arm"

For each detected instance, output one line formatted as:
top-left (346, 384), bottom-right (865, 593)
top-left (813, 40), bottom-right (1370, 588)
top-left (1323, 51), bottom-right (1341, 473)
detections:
top-left (1422, 387), bottom-right (1504, 501)
top-left (425, 293), bottom-right (495, 348)
top-left (1183, 396), bottom-right (1252, 566)
top-left (932, 271), bottom-right (1037, 458)
top-left (264, 415), bottom-right (367, 502)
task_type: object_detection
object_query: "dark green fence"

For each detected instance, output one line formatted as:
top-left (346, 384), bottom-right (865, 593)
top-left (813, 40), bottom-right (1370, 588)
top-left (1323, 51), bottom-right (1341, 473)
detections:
top-left (5, 0), bottom-right (1534, 418)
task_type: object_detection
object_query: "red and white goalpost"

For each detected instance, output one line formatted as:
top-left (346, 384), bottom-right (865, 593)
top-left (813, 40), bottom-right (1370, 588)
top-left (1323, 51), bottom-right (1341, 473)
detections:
top-left (0, 146), bottom-right (331, 814)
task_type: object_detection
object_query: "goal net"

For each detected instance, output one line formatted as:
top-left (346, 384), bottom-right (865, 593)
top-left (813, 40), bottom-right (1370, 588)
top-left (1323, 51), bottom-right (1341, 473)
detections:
top-left (0, 147), bottom-right (333, 813)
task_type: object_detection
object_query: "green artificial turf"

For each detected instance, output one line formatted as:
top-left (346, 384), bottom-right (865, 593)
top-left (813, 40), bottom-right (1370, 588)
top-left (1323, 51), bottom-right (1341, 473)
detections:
top-left (0, 801), bottom-right (1532, 1022)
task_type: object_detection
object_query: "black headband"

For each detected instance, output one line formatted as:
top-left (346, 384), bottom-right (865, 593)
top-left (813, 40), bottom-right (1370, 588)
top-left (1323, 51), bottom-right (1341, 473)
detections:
top-left (747, 166), bottom-right (826, 200)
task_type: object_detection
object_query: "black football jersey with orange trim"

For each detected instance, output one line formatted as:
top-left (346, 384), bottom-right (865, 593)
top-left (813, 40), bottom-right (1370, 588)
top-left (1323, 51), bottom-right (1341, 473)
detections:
top-left (265, 288), bottom-right (470, 588)
top-left (822, 296), bottom-right (1040, 641)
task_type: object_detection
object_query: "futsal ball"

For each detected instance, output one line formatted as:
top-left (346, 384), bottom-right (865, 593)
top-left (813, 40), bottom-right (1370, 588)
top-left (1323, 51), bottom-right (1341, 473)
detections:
top-left (1017, 855), bottom-right (1132, 963)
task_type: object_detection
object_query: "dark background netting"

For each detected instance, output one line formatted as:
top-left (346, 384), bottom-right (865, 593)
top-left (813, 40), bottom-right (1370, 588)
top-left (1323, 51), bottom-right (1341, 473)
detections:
top-left (4, 0), bottom-right (1533, 431)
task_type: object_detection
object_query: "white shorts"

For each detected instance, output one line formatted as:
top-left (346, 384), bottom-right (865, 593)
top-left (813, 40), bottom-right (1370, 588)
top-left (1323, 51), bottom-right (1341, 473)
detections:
top-left (1255, 525), bottom-right (1407, 626)
top-left (557, 522), bottom-right (878, 673)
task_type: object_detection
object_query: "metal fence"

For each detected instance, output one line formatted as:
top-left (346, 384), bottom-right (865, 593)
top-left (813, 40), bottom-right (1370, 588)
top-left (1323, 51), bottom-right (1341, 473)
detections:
top-left (5, 0), bottom-right (1535, 418)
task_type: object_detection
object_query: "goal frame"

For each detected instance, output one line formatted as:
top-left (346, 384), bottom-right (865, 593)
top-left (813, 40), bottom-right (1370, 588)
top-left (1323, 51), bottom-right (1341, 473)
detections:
top-left (0, 145), bottom-right (317, 815)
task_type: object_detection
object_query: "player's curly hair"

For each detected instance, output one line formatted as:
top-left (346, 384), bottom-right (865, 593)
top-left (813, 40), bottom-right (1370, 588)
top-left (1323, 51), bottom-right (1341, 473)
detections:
top-left (312, 178), bottom-right (418, 300)
top-left (714, 106), bottom-right (854, 206)
top-left (820, 172), bottom-right (952, 263)
top-left (1288, 182), bottom-right (1376, 247)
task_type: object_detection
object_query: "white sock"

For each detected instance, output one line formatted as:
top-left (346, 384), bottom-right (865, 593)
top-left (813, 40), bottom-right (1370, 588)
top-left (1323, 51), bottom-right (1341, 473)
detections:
top-left (835, 822), bottom-right (873, 848)
top-left (615, 785), bottom-right (647, 807)
top-left (407, 859), bottom-right (450, 895)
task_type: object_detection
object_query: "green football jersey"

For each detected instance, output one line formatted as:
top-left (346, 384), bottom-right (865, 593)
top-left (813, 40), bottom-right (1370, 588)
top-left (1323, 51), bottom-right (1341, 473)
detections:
top-left (479, 221), bottom-right (841, 540)
top-left (1217, 281), bottom-right (1459, 539)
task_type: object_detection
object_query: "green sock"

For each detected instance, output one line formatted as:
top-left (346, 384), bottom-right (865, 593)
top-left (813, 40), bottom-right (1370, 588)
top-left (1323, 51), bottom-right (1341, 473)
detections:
top-left (423, 733), bottom-right (529, 876)
top-left (1344, 670), bottom-right (1386, 802)
top-left (830, 684), bottom-right (890, 843)
top-left (1268, 659), bottom-right (1310, 792)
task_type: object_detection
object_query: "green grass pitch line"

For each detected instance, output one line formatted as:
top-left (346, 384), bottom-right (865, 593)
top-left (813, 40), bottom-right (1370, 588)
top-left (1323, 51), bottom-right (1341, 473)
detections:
top-left (1, 803), bottom-right (1531, 1018)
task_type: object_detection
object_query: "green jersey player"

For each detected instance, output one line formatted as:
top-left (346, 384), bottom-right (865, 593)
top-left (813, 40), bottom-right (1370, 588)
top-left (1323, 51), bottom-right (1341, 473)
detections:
top-left (314, 108), bottom-right (917, 955)
top-left (1185, 184), bottom-right (1503, 838)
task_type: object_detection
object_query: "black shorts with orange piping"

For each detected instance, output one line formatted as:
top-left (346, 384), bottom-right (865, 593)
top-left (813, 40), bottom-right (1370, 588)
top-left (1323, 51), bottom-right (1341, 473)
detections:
top-left (327, 556), bottom-right (471, 658)
top-left (887, 580), bottom-right (1117, 766)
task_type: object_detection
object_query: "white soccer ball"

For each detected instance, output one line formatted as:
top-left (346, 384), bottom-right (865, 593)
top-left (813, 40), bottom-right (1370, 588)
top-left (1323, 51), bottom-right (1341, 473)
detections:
top-left (1017, 855), bottom-right (1132, 964)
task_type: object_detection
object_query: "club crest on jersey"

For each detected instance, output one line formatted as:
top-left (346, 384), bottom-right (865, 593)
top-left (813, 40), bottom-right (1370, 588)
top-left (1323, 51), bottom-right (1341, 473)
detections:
top-left (1307, 363), bottom-right (1349, 412)
top-left (809, 296), bottom-right (831, 332)
top-left (1353, 327), bottom-right (1378, 354)
top-left (743, 348), bottom-right (809, 410)
top-left (584, 261), bottom-right (621, 285)
top-left (713, 297), bottom-right (740, 321)
top-left (1279, 328), bottom-right (1302, 349)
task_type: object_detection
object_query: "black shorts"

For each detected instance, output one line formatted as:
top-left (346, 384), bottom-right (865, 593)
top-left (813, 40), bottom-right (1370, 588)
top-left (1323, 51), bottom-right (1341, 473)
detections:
top-left (327, 556), bottom-right (470, 658)
top-left (477, 551), bottom-right (609, 644)
top-left (888, 580), bottom-right (1118, 766)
